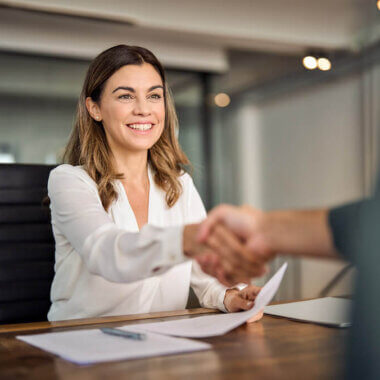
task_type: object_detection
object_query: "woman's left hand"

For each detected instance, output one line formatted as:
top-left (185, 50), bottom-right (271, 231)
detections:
top-left (223, 285), bottom-right (262, 314)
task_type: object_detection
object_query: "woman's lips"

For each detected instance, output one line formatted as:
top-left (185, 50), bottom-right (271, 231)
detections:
top-left (126, 123), bottom-right (154, 134)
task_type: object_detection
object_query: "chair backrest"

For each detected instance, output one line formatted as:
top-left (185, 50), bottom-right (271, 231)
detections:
top-left (0, 163), bottom-right (56, 324)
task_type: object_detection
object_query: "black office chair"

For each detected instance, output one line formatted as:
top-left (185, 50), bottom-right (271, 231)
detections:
top-left (0, 163), bottom-right (56, 324)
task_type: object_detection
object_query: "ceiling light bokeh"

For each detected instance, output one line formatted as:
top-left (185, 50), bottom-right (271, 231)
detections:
top-left (214, 93), bottom-right (231, 107)
top-left (317, 57), bottom-right (332, 71)
top-left (303, 55), bottom-right (317, 70)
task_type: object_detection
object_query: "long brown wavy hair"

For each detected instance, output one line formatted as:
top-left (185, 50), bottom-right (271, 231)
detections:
top-left (63, 45), bottom-right (190, 211)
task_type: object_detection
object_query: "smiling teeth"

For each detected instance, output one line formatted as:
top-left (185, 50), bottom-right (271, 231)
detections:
top-left (128, 123), bottom-right (152, 131)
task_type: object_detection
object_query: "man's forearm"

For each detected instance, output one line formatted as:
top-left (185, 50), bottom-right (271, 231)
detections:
top-left (196, 205), bottom-right (341, 282)
top-left (265, 209), bottom-right (339, 259)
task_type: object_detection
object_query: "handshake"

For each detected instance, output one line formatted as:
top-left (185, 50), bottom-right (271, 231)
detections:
top-left (183, 204), bottom-right (337, 286)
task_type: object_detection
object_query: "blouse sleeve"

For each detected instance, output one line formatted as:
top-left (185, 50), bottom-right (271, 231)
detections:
top-left (48, 165), bottom-right (185, 283)
top-left (184, 175), bottom-right (229, 312)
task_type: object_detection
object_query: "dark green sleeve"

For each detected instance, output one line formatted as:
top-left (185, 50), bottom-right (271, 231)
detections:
top-left (328, 197), bottom-right (380, 265)
top-left (329, 179), bottom-right (380, 379)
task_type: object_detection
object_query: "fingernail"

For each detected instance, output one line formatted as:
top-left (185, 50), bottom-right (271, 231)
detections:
top-left (247, 301), bottom-right (253, 307)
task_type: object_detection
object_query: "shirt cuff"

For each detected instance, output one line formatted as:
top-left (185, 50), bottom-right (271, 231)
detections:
top-left (150, 224), bottom-right (187, 273)
top-left (217, 287), bottom-right (228, 313)
top-left (163, 224), bottom-right (186, 265)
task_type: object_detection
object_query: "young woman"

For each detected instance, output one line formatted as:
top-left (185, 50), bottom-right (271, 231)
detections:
top-left (47, 45), bottom-right (261, 321)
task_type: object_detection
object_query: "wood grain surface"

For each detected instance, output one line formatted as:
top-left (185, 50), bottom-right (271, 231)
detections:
top-left (0, 308), bottom-right (347, 380)
top-left (0, 308), bottom-right (218, 334)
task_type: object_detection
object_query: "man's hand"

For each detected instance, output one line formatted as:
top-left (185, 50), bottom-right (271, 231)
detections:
top-left (186, 204), bottom-right (337, 285)
top-left (183, 223), bottom-right (265, 286)
top-left (196, 205), bottom-right (273, 282)
top-left (197, 204), bottom-right (259, 242)
top-left (198, 223), bottom-right (267, 286)
top-left (196, 205), bottom-right (338, 283)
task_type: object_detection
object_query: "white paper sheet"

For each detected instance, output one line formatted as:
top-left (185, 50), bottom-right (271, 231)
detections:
top-left (264, 297), bottom-right (352, 327)
top-left (17, 327), bottom-right (210, 365)
top-left (126, 263), bottom-right (288, 338)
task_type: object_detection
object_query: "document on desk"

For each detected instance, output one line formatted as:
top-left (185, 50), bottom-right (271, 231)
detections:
top-left (126, 263), bottom-right (288, 338)
top-left (17, 263), bottom-right (287, 363)
top-left (17, 328), bottom-right (210, 365)
top-left (264, 297), bottom-right (352, 327)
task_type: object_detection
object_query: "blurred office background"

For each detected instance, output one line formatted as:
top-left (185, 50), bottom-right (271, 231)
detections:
top-left (0, 0), bottom-right (379, 300)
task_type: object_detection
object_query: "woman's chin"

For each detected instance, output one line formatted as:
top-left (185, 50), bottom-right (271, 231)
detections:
top-left (120, 140), bottom-right (158, 153)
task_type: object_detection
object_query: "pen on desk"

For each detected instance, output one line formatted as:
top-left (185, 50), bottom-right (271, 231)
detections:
top-left (100, 327), bottom-right (147, 341)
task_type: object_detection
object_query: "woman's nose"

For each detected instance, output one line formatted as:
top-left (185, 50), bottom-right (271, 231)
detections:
top-left (133, 98), bottom-right (151, 116)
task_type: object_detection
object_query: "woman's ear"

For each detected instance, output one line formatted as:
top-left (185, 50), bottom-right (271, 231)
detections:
top-left (85, 97), bottom-right (102, 122)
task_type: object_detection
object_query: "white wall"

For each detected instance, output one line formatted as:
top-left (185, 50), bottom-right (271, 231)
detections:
top-left (225, 65), bottom-right (380, 299)
top-left (241, 75), bottom-right (364, 209)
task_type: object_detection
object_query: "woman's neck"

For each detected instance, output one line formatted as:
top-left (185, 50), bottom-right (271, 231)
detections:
top-left (113, 149), bottom-right (149, 185)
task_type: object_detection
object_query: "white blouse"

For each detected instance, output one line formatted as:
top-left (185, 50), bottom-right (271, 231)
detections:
top-left (47, 164), bottom-right (228, 321)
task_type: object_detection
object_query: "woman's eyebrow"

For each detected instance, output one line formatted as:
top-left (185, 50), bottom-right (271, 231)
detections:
top-left (148, 85), bottom-right (164, 92)
top-left (112, 86), bottom-right (134, 93)
top-left (112, 85), bottom-right (164, 94)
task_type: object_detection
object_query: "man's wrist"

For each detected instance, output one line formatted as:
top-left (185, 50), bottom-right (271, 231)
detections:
top-left (265, 211), bottom-right (296, 253)
top-left (266, 209), bottom-right (337, 258)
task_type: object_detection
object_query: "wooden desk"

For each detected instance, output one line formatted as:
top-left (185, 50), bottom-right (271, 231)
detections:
top-left (0, 308), bottom-right (347, 379)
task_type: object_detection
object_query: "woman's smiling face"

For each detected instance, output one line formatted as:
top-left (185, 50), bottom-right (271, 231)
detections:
top-left (87, 63), bottom-right (165, 153)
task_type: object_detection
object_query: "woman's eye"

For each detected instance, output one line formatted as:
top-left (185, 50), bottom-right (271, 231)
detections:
top-left (149, 93), bottom-right (162, 100)
top-left (119, 94), bottom-right (133, 100)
